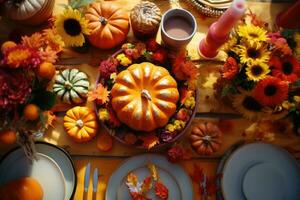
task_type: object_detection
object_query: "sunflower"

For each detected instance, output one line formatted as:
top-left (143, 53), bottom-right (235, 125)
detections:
top-left (237, 42), bottom-right (271, 66)
top-left (222, 36), bottom-right (238, 52)
top-left (237, 24), bottom-right (267, 46)
top-left (246, 62), bottom-right (270, 81)
top-left (253, 77), bottom-right (288, 106)
top-left (270, 55), bottom-right (300, 83)
top-left (55, 8), bottom-right (90, 47)
top-left (232, 90), bottom-right (265, 120)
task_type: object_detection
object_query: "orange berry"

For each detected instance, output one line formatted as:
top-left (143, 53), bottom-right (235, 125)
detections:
top-left (1, 41), bottom-right (16, 52)
top-left (37, 62), bottom-right (56, 80)
top-left (23, 104), bottom-right (40, 121)
top-left (0, 130), bottom-right (17, 145)
top-left (97, 133), bottom-right (113, 152)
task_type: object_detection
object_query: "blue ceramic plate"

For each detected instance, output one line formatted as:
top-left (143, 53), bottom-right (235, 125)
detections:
top-left (106, 154), bottom-right (194, 200)
top-left (0, 142), bottom-right (77, 200)
top-left (222, 143), bottom-right (300, 200)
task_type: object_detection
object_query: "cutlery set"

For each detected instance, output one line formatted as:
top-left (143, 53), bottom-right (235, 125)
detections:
top-left (84, 162), bottom-right (99, 198)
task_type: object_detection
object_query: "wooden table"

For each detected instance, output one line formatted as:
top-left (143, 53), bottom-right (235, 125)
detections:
top-left (0, 0), bottom-right (299, 200)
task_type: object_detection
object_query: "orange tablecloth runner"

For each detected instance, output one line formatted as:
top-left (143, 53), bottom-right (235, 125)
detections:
top-left (74, 158), bottom-right (218, 200)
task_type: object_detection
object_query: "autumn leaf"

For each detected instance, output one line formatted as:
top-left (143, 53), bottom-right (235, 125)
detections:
top-left (141, 177), bottom-right (152, 194)
top-left (127, 173), bottom-right (138, 187)
top-left (154, 182), bottom-right (169, 200)
top-left (148, 163), bottom-right (159, 181)
top-left (44, 111), bottom-right (56, 129)
top-left (140, 135), bottom-right (159, 149)
top-left (87, 83), bottom-right (110, 105)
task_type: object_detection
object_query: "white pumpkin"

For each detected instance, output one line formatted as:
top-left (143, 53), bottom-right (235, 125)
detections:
top-left (53, 69), bottom-right (90, 104)
top-left (3, 0), bottom-right (55, 25)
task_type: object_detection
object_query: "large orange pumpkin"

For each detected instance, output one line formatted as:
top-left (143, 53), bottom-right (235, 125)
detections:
top-left (111, 62), bottom-right (179, 132)
top-left (63, 106), bottom-right (98, 142)
top-left (85, 2), bottom-right (130, 49)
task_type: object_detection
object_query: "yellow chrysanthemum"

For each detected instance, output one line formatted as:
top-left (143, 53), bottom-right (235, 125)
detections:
top-left (98, 108), bottom-right (110, 122)
top-left (166, 124), bottom-right (176, 132)
top-left (236, 43), bottom-right (270, 66)
top-left (55, 8), bottom-right (90, 47)
top-left (184, 96), bottom-right (195, 109)
top-left (232, 90), bottom-right (265, 120)
top-left (294, 33), bottom-right (300, 55)
top-left (116, 53), bottom-right (132, 66)
top-left (237, 24), bottom-right (267, 46)
top-left (245, 62), bottom-right (270, 81)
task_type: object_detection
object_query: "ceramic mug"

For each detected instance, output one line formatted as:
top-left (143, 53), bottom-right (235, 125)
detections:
top-left (161, 8), bottom-right (197, 48)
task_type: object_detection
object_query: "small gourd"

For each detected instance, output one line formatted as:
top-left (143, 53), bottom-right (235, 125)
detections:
top-left (63, 106), bottom-right (98, 142)
top-left (53, 69), bottom-right (89, 104)
top-left (190, 122), bottom-right (223, 155)
top-left (111, 62), bottom-right (179, 132)
top-left (130, 1), bottom-right (162, 38)
top-left (3, 0), bottom-right (55, 25)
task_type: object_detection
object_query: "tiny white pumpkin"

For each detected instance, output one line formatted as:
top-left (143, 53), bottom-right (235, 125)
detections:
top-left (3, 0), bottom-right (55, 25)
top-left (53, 69), bottom-right (90, 104)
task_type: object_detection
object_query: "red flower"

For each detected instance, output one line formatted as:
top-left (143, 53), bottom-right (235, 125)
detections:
top-left (152, 49), bottom-right (168, 63)
top-left (271, 55), bottom-right (300, 83)
top-left (0, 68), bottom-right (32, 110)
top-left (175, 108), bottom-right (190, 121)
top-left (222, 57), bottom-right (239, 80)
top-left (253, 77), bottom-right (288, 106)
top-left (154, 182), bottom-right (169, 199)
top-left (146, 38), bottom-right (159, 52)
top-left (98, 57), bottom-right (118, 80)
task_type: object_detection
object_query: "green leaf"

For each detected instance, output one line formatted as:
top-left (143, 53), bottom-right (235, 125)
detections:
top-left (221, 85), bottom-right (237, 98)
top-left (69, 0), bottom-right (94, 9)
top-left (33, 91), bottom-right (56, 110)
top-left (293, 79), bottom-right (300, 87)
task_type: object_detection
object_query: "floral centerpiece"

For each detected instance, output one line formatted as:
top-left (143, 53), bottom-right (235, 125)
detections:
top-left (214, 13), bottom-right (300, 134)
top-left (0, 28), bottom-right (64, 155)
top-left (89, 39), bottom-right (199, 149)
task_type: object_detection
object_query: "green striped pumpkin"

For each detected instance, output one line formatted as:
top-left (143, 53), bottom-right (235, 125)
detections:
top-left (53, 69), bottom-right (90, 104)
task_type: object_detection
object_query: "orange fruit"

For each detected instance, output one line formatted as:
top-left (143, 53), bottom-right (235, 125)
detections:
top-left (23, 104), bottom-right (40, 121)
top-left (0, 130), bottom-right (17, 145)
top-left (37, 62), bottom-right (56, 80)
top-left (1, 41), bottom-right (16, 52)
top-left (97, 133), bottom-right (113, 152)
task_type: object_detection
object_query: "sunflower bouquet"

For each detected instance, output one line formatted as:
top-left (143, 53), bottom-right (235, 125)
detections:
top-left (214, 14), bottom-right (300, 134)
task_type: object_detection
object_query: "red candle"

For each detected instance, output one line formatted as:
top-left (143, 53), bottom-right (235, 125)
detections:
top-left (199, 0), bottom-right (246, 58)
top-left (276, 0), bottom-right (300, 29)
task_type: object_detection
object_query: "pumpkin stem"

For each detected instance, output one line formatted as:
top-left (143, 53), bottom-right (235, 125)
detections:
top-left (99, 16), bottom-right (108, 25)
top-left (76, 119), bottom-right (84, 128)
top-left (202, 135), bottom-right (212, 143)
top-left (64, 81), bottom-right (73, 90)
top-left (141, 89), bottom-right (152, 101)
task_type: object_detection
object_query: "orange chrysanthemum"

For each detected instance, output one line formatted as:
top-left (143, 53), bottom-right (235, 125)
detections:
top-left (253, 77), bottom-right (288, 106)
top-left (270, 55), bottom-right (300, 83)
top-left (222, 57), bottom-right (239, 79)
top-left (3, 45), bottom-right (41, 68)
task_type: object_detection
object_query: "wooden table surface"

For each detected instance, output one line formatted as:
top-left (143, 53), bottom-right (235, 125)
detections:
top-left (0, 0), bottom-right (299, 200)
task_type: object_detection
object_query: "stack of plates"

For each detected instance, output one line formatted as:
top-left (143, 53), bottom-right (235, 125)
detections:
top-left (0, 142), bottom-right (77, 200)
top-left (217, 143), bottom-right (300, 200)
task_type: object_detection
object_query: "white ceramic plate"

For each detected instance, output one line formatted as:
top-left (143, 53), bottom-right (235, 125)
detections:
top-left (222, 143), bottom-right (300, 200)
top-left (0, 152), bottom-right (65, 200)
top-left (106, 154), bottom-right (193, 200)
top-left (0, 142), bottom-right (77, 200)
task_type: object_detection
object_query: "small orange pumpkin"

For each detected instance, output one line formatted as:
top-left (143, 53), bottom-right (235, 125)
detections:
top-left (63, 106), bottom-right (98, 142)
top-left (190, 122), bottom-right (223, 155)
top-left (85, 2), bottom-right (130, 49)
top-left (111, 62), bottom-right (179, 132)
